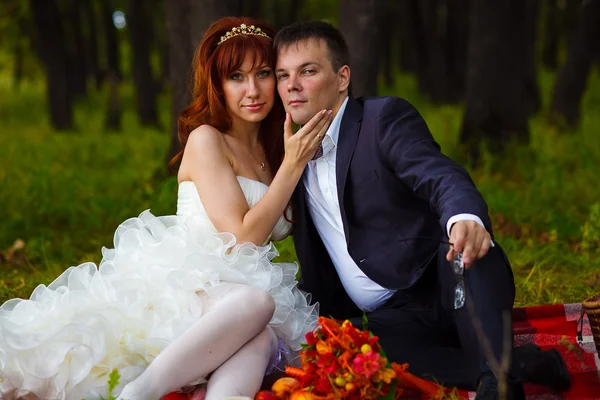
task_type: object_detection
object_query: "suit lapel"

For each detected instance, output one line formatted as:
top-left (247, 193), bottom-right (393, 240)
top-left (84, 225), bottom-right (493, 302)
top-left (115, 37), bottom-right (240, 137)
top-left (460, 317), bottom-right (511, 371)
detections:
top-left (293, 174), bottom-right (307, 216)
top-left (336, 98), bottom-right (363, 242)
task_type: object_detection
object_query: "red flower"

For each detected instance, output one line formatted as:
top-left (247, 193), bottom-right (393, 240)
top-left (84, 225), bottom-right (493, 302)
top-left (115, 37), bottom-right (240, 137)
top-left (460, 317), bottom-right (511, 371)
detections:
top-left (305, 331), bottom-right (318, 346)
top-left (316, 352), bottom-right (338, 374)
top-left (315, 375), bottom-right (331, 393)
top-left (352, 351), bottom-right (381, 379)
top-left (368, 335), bottom-right (380, 350)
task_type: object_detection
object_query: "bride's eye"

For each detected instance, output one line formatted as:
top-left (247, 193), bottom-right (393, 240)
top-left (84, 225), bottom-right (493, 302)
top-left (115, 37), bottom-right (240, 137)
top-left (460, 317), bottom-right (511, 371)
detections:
top-left (229, 73), bottom-right (244, 81)
top-left (257, 70), bottom-right (271, 78)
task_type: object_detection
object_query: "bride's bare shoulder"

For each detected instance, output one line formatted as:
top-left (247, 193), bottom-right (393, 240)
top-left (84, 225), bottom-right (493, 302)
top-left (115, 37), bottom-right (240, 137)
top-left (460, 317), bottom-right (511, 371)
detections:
top-left (186, 125), bottom-right (226, 151)
top-left (179, 125), bottom-right (231, 182)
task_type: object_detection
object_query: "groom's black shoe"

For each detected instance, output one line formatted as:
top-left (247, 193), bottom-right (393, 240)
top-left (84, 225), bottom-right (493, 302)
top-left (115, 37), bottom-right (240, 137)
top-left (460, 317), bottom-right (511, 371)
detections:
top-left (475, 372), bottom-right (525, 400)
top-left (519, 345), bottom-right (571, 391)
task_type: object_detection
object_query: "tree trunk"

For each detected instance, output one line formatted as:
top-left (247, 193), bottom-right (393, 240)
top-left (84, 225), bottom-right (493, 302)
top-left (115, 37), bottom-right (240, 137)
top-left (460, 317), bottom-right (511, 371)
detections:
top-left (82, 0), bottom-right (102, 89)
top-left (188, 0), bottom-right (243, 61)
top-left (377, 0), bottom-right (398, 88)
top-left (243, 0), bottom-right (263, 19)
top-left (152, 0), bottom-right (169, 91)
top-left (271, 0), bottom-right (305, 28)
top-left (12, 19), bottom-right (25, 90)
top-left (165, 0), bottom-right (243, 168)
top-left (128, 0), bottom-right (159, 127)
top-left (397, 0), bottom-right (419, 74)
top-left (30, 0), bottom-right (73, 130)
top-left (339, 0), bottom-right (381, 97)
top-left (13, 38), bottom-right (23, 89)
top-left (288, 0), bottom-right (305, 24)
top-left (542, 0), bottom-right (560, 70)
top-left (401, 0), bottom-right (449, 102)
top-left (445, 0), bottom-right (469, 102)
top-left (416, 0), bottom-right (450, 103)
top-left (521, 0), bottom-right (541, 116)
top-left (101, 0), bottom-right (122, 80)
top-left (165, 0), bottom-right (192, 168)
top-left (550, 0), bottom-right (600, 128)
top-left (406, 0), bottom-right (429, 94)
top-left (105, 70), bottom-right (121, 130)
top-left (406, 0), bottom-right (469, 104)
top-left (273, 0), bottom-right (287, 28)
top-left (460, 0), bottom-right (530, 157)
top-left (66, 0), bottom-right (88, 98)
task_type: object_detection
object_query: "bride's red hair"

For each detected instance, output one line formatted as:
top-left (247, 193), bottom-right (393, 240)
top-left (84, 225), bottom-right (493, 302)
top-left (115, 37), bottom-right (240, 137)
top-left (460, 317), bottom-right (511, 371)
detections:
top-left (169, 17), bottom-right (284, 173)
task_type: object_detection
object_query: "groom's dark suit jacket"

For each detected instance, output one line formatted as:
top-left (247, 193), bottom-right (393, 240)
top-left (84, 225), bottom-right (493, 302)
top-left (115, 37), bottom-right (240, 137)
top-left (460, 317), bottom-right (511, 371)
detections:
top-left (292, 96), bottom-right (492, 319)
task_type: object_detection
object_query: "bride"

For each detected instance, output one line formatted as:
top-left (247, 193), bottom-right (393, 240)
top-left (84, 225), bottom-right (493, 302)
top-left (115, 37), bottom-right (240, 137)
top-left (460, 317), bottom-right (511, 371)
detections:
top-left (0, 17), bottom-right (331, 400)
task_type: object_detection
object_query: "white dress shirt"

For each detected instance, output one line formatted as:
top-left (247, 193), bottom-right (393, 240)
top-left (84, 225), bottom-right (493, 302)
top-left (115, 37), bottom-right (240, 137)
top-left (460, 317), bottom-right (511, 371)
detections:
top-left (303, 96), bottom-right (489, 312)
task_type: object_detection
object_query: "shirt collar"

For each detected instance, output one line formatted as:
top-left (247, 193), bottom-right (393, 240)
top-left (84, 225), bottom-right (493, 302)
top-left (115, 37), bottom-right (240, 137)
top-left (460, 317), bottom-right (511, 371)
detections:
top-left (324, 96), bottom-right (349, 147)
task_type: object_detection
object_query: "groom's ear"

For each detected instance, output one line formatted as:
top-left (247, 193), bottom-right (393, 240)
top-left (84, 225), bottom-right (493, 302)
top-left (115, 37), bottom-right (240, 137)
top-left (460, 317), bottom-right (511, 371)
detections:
top-left (338, 65), bottom-right (351, 93)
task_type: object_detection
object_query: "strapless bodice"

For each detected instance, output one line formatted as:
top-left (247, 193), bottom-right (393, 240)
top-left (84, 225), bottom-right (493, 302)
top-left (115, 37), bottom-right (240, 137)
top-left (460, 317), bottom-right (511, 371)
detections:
top-left (176, 176), bottom-right (292, 241)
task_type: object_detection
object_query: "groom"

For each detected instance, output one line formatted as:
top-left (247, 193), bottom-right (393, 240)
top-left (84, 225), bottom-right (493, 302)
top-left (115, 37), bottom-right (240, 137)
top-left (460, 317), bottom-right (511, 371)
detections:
top-left (274, 21), bottom-right (569, 399)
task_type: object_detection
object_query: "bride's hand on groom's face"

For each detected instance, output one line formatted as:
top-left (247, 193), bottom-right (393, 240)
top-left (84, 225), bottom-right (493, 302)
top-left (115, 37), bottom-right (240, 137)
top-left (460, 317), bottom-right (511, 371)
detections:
top-left (283, 109), bottom-right (332, 165)
top-left (446, 220), bottom-right (492, 269)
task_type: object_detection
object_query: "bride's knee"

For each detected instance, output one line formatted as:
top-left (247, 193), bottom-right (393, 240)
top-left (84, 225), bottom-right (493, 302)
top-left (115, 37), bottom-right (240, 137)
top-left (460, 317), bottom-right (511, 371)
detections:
top-left (250, 326), bottom-right (279, 357)
top-left (233, 286), bottom-right (275, 323)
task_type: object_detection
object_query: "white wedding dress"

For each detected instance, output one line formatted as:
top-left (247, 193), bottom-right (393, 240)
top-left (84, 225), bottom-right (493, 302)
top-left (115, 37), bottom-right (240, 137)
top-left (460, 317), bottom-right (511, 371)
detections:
top-left (0, 177), bottom-right (318, 400)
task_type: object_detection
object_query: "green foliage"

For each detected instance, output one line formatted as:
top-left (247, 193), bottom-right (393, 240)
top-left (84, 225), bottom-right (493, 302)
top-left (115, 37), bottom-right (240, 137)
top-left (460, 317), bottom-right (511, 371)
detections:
top-left (301, 0), bottom-right (341, 24)
top-left (0, 77), bottom-right (174, 300)
top-left (100, 369), bottom-right (121, 400)
top-left (1, 57), bottom-right (599, 308)
top-left (581, 203), bottom-right (600, 253)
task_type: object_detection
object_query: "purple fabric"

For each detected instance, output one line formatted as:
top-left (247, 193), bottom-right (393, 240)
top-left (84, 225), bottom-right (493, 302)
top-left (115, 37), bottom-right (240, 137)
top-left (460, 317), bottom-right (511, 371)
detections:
top-left (265, 337), bottom-right (289, 375)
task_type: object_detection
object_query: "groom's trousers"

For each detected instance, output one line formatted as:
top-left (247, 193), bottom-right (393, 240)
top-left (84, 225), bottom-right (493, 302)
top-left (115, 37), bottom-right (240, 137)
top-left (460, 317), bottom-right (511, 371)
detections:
top-left (349, 244), bottom-right (518, 390)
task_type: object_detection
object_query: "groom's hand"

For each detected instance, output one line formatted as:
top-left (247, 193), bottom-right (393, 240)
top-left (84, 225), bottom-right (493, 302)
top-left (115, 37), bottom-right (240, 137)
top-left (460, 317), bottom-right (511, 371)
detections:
top-left (446, 220), bottom-right (491, 269)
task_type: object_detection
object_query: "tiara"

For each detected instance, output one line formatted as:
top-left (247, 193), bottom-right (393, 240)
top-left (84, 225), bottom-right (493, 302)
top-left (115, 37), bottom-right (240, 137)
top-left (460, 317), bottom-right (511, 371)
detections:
top-left (218, 24), bottom-right (271, 45)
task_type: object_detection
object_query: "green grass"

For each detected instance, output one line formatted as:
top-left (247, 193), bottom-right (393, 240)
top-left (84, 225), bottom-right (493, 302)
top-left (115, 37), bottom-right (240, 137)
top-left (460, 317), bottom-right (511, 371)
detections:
top-left (1, 66), bottom-right (599, 308)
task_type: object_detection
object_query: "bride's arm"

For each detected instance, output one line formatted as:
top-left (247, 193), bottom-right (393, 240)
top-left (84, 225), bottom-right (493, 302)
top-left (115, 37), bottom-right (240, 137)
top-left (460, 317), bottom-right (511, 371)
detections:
top-left (185, 111), bottom-right (331, 245)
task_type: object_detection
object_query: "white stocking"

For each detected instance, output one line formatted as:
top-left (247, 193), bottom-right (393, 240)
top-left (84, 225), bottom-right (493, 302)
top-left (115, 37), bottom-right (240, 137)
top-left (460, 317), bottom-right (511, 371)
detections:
top-left (117, 283), bottom-right (275, 400)
top-left (204, 327), bottom-right (278, 400)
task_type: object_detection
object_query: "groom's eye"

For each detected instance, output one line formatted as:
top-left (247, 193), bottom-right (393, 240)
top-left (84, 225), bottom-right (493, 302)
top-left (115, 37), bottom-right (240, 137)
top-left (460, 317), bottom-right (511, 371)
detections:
top-left (302, 68), bottom-right (316, 75)
top-left (277, 73), bottom-right (288, 80)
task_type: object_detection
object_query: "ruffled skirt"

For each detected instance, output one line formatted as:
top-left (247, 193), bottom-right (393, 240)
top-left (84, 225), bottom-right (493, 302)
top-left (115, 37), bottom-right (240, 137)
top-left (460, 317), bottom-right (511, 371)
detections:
top-left (0, 210), bottom-right (318, 399)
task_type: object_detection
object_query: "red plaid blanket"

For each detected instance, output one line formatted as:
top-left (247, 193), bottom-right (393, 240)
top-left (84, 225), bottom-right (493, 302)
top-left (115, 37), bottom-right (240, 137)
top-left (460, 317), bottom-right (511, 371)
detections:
top-left (455, 303), bottom-right (600, 399)
top-left (162, 303), bottom-right (600, 400)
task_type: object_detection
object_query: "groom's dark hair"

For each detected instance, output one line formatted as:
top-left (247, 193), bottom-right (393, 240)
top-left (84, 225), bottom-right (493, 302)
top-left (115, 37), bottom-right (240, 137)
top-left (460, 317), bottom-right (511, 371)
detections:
top-left (273, 21), bottom-right (350, 73)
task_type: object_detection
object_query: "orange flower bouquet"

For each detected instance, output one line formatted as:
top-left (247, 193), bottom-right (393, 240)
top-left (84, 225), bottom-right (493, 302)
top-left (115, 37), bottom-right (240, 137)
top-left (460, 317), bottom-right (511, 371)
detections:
top-left (256, 316), bottom-right (442, 400)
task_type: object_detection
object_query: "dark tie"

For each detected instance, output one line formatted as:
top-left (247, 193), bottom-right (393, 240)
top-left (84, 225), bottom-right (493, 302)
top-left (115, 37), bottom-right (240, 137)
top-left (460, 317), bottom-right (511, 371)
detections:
top-left (312, 143), bottom-right (324, 160)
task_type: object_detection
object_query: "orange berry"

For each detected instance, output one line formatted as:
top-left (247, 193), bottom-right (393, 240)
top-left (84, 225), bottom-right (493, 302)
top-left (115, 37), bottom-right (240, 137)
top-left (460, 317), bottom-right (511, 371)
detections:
top-left (289, 391), bottom-right (314, 400)
top-left (271, 377), bottom-right (301, 399)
